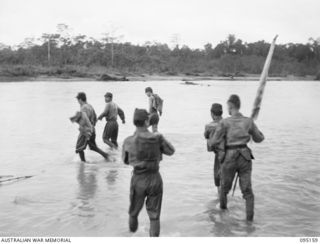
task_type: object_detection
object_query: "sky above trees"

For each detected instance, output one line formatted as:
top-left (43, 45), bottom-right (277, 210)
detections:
top-left (0, 0), bottom-right (319, 48)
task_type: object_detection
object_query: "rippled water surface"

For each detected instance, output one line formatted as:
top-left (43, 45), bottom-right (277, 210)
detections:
top-left (0, 80), bottom-right (319, 236)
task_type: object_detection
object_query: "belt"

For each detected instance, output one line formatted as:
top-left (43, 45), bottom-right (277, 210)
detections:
top-left (133, 167), bottom-right (159, 175)
top-left (106, 118), bottom-right (117, 122)
top-left (225, 144), bottom-right (248, 150)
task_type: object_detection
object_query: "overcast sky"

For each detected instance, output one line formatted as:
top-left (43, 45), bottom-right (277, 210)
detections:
top-left (0, 0), bottom-right (319, 48)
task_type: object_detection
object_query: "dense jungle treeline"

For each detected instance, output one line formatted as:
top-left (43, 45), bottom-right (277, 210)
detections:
top-left (0, 24), bottom-right (319, 79)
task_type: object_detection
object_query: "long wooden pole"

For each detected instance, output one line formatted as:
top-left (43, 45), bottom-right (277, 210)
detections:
top-left (251, 35), bottom-right (278, 120)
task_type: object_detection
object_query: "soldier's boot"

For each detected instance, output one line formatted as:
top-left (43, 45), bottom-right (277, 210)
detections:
top-left (149, 219), bottom-right (160, 237)
top-left (220, 192), bottom-right (228, 209)
top-left (245, 195), bottom-right (254, 221)
top-left (129, 216), bottom-right (138, 232)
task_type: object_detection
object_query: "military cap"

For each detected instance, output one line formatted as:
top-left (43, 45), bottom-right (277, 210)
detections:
top-left (133, 108), bottom-right (149, 122)
top-left (227, 94), bottom-right (241, 109)
top-left (211, 103), bottom-right (223, 115)
top-left (104, 92), bottom-right (113, 98)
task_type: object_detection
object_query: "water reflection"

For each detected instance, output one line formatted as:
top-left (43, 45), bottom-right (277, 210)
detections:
top-left (105, 169), bottom-right (118, 186)
top-left (76, 163), bottom-right (98, 217)
top-left (205, 199), bottom-right (256, 236)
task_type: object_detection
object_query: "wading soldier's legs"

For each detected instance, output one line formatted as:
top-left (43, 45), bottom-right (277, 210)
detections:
top-left (149, 113), bottom-right (159, 133)
top-left (110, 122), bottom-right (119, 148)
top-left (145, 173), bottom-right (163, 237)
top-left (220, 155), bottom-right (237, 209)
top-left (129, 175), bottom-right (146, 232)
top-left (213, 155), bottom-right (221, 194)
top-left (238, 156), bottom-right (254, 221)
top-left (75, 134), bottom-right (89, 162)
top-left (103, 121), bottom-right (118, 148)
top-left (88, 132), bottom-right (109, 159)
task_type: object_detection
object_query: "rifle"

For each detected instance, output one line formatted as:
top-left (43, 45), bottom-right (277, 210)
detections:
top-left (232, 35), bottom-right (278, 196)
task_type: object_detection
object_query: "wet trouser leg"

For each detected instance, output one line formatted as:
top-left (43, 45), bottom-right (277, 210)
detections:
top-left (78, 151), bottom-right (86, 162)
top-left (88, 133), bottom-right (109, 159)
top-left (129, 173), bottom-right (163, 236)
top-left (90, 145), bottom-right (109, 159)
top-left (146, 173), bottom-right (163, 237)
top-left (75, 134), bottom-right (88, 162)
top-left (149, 113), bottom-right (159, 133)
top-left (103, 121), bottom-right (119, 149)
top-left (213, 154), bottom-right (221, 194)
top-left (110, 121), bottom-right (119, 148)
top-left (129, 216), bottom-right (139, 232)
top-left (238, 156), bottom-right (254, 221)
top-left (149, 220), bottom-right (160, 237)
top-left (220, 153), bottom-right (237, 209)
top-left (128, 175), bottom-right (146, 233)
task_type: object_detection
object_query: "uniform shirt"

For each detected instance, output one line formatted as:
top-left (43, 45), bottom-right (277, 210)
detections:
top-left (98, 101), bottom-right (125, 122)
top-left (204, 117), bottom-right (222, 139)
top-left (210, 112), bottom-right (264, 148)
top-left (81, 103), bottom-right (97, 126)
top-left (70, 111), bottom-right (93, 139)
top-left (148, 95), bottom-right (157, 114)
top-left (122, 128), bottom-right (175, 174)
top-left (204, 117), bottom-right (223, 152)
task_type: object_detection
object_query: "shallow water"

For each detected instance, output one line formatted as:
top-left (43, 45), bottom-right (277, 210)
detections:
top-left (0, 80), bottom-right (319, 236)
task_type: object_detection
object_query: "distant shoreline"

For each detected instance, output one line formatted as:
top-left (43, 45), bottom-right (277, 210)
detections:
top-left (0, 65), bottom-right (318, 82)
top-left (0, 74), bottom-right (317, 82)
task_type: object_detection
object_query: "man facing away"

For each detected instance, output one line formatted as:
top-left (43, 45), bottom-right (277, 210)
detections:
top-left (204, 103), bottom-right (224, 195)
top-left (70, 92), bottom-right (109, 162)
top-left (210, 94), bottom-right (264, 221)
top-left (122, 109), bottom-right (175, 237)
top-left (98, 92), bottom-right (125, 149)
top-left (145, 87), bottom-right (163, 133)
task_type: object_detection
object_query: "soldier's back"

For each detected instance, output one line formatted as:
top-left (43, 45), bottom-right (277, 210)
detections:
top-left (222, 113), bottom-right (253, 146)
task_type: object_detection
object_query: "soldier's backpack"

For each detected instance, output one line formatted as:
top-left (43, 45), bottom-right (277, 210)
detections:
top-left (136, 134), bottom-right (161, 162)
top-left (152, 94), bottom-right (164, 115)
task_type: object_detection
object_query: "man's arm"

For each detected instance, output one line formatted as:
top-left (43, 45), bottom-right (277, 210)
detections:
top-left (92, 109), bottom-right (97, 126)
top-left (204, 124), bottom-right (215, 139)
top-left (122, 139), bottom-right (129, 164)
top-left (98, 104), bottom-right (109, 120)
top-left (70, 111), bottom-right (81, 123)
top-left (148, 96), bottom-right (154, 113)
top-left (117, 107), bottom-right (125, 123)
top-left (159, 135), bottom-right (175, 156)
top-left (249, 120), bottom-right (265, 143)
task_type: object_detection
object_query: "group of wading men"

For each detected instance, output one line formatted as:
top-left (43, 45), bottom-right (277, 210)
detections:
top-left (70, 87), bottom-right (264, 237)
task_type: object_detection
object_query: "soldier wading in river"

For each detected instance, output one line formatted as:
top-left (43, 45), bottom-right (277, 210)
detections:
top-left (98, 92), bottom-right (125, 149)
top-left (122, 108), bottom-right (175, 237)
top-left (204, 103), bottom-right (225, 195)
top-left (209, 94), bottom-right (264, 221)
top-left (70, 92), bottom-right (109, 162)
top-left (145, 87), bottom-right (163, 133)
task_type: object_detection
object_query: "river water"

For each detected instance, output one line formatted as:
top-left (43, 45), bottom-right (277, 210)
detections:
top-left (0, 80), bottom-right (319, 237)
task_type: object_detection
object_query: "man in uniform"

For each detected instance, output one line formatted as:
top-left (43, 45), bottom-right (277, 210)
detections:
top-left (70, 92), bottom-right (109, 162)
top-left (145, 87), bottom-right (162, 132)
top-left (98, 92), bottom-right (125, 149)
top-left (210, 94), bottom-right (264, 221)
top-left (122, 108), bottom-right (175, 237)
top-left (204, 103), bottom-right (224, 195)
